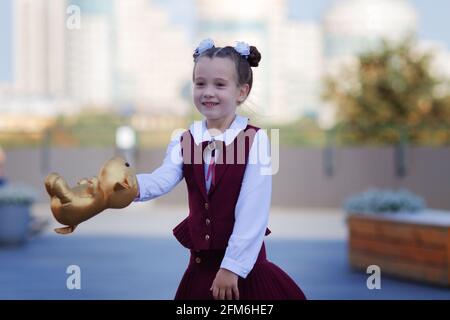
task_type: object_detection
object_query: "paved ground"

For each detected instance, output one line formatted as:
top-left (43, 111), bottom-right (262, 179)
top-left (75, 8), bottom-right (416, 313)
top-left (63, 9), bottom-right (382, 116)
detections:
top-left (0, 202), bottom-right (449, 300)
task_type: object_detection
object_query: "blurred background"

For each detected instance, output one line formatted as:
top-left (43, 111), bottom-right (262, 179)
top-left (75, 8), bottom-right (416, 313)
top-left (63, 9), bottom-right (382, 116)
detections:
top-left (1, 0), bottom-right (450, 300)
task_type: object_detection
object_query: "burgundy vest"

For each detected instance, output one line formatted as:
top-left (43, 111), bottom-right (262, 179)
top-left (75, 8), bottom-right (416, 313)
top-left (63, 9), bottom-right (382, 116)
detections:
top-left (173, 124), bottom-right (270, 250)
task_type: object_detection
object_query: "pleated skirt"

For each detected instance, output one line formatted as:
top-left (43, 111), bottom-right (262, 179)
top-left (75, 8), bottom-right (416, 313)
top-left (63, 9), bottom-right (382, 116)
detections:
top-left (175, 243), bottom-right (306, 300)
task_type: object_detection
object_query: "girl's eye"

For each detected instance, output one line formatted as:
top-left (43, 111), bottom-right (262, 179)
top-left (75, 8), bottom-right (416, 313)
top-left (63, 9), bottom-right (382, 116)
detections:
top-left (216, 83), bottom-right (225, 87)
top-left (195, 83), bottom-right (204, 86)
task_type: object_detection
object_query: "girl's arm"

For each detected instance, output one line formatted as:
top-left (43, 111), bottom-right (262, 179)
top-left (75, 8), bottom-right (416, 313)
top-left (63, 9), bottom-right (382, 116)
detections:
top-left (134, 133), bottom-right (184, 202)
top-left (220, 129), bottom-right (272, 278)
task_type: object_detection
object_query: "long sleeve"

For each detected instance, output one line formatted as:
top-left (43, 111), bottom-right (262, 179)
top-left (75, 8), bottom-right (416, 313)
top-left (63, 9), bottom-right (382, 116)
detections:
top-left (134, 134), bottom-right (184, 202)
top-left (220, 129), bottom-right (272, 278)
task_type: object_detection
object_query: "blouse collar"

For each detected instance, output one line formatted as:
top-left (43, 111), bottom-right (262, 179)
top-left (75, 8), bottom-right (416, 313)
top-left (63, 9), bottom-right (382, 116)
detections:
top-left (189, 114), bottom-right (249, 146)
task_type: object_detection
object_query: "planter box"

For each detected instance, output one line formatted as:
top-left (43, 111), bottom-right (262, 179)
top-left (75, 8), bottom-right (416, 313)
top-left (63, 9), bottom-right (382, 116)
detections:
top-left (347, 210), bottom-right (450, 286)
top-left (0, 204), bottom-right (31, 246)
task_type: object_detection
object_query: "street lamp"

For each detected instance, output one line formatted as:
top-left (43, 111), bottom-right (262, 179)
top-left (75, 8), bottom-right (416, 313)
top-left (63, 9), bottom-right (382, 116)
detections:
top-left (115, 125), bottom-right (137, 166)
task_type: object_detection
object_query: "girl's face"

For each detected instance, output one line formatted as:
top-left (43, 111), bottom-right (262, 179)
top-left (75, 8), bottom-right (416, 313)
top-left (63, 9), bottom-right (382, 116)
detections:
top-left (193, 57), bottom-right (249, 123)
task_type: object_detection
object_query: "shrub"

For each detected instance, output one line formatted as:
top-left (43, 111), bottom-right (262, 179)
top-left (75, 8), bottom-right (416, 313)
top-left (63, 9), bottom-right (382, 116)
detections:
top-left (0, 184), bottom-right (39, 206)
top-left (343, 188), bottom-right (426, 214)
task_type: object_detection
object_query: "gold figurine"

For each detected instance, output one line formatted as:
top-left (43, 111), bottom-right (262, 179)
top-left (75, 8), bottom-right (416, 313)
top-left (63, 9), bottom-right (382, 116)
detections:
top-left (44, 156), bottom-right (138, 234)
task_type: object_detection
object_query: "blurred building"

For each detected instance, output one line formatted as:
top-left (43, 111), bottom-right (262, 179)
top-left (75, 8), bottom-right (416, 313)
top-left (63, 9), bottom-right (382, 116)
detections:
top-left (1, 0), bottom-right (449, 133)
top-left (196, 0), bottom-right (323, 123)
top-left (66, 0), bottom-right (113, 107)
top-left (195, 0), bottom-right (272, 121)
top-left (115, 0), bottom-right (192, 116)
top-left (0, 0), bottom-right (69, 131)
top-left (419, 40), bottom-right (450, 79)
top-left (2, 0), bottom-right (193, 128)
top-left (319, 0), bottom-right (419, 128)
top-left (323, 0), bottom-right (418, 61)
top-left (418, 40), bottom-right (450, 97)
top-left (13, 0), bottom-right (66, 98)
top-left (66, 0), bottom-right (192, 116)
top-left (272, 20), bottom-right (323, 121)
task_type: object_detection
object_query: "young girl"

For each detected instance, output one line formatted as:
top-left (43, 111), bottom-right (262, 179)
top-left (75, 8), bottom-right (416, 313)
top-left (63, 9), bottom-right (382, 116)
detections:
top-left (134, 38), bottom-right (306, 300)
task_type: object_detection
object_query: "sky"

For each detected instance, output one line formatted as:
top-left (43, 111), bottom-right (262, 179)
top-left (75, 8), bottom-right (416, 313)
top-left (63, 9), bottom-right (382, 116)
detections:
top-left (0, 0), bottom-right (12, 82)
top-left (1, 0), bottom-right (450, 82)
top-left (289, 0), bottom-right (450, 47)
top-left (410, 0), bottom-right (450, 45)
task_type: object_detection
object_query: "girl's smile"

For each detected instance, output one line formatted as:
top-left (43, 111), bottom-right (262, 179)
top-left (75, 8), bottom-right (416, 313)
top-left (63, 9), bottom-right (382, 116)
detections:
top-left (202, 102), bottom-right (220, 108)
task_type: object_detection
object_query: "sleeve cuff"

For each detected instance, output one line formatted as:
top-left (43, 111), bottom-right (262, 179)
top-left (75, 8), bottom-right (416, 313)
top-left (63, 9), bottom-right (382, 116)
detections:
top-left (133, 175), bottom-right (149, 202)
top-left (220, 256), bottom-right (250, 279)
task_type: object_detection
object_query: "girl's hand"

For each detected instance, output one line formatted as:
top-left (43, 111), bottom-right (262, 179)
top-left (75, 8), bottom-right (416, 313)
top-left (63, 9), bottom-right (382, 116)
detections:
top-left (210, 268), bottom-right (239, 300)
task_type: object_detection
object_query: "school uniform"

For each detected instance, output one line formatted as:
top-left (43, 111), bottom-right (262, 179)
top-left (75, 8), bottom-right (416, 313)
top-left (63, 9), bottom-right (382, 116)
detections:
top-left (135, 114), bottom-right (306, 300)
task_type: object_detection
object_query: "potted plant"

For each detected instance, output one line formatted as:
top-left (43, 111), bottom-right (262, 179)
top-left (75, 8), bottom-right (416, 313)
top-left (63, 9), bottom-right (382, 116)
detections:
top-left (0, 184), bottom-right (38, 246)
top-left (345, 189), bottom-right (450, 286)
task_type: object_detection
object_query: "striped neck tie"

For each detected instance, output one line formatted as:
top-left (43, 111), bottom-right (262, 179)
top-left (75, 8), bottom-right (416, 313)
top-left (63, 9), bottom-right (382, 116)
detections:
top-left (206, 138), bottom-right (216, 187)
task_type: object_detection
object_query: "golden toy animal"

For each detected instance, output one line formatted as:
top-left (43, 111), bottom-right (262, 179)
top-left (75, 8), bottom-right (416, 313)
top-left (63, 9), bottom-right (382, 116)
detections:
top-left (44, 156), bottom-right (138, 234)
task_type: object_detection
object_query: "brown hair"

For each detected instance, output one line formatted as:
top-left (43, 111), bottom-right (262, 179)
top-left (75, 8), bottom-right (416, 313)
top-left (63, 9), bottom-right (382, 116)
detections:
top-left (192, 45), bottom-right (262, 101)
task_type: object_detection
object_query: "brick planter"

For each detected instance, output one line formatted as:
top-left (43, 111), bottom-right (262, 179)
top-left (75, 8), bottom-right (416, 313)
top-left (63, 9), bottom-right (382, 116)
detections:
top-left (347, 210), bottom-right (450, 286)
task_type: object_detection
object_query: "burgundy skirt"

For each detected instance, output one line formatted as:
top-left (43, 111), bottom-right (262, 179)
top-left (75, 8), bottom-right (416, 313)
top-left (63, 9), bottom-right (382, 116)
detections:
top-left (175, 243), bottom-right (306, 300)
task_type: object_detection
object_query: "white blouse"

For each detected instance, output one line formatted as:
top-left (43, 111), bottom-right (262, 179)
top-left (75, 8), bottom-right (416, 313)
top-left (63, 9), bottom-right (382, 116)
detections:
top-left (134, 114), bottom-right (272, 278)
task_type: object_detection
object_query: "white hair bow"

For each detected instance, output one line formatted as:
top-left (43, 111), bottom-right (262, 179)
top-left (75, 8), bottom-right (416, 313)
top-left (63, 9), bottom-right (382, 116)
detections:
top-left (234, 41), bottom-right (250, 58)
top-left (195, 38), bottom-right (215, 56)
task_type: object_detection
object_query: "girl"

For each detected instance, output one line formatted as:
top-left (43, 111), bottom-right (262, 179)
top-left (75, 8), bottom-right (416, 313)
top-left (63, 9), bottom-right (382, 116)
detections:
top-left (134, 39), bottom-right (306, 300)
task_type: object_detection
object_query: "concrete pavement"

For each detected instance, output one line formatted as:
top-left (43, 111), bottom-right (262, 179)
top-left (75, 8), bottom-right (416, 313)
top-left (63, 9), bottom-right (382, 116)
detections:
top-left (0, 202), bottom-right (449, 299)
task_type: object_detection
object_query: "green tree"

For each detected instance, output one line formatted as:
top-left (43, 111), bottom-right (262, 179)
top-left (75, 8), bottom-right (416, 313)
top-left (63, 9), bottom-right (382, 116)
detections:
top-left (323, 37), bottom-right (450, 145)
top-left (50, 110), bottom-right (124, 147)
